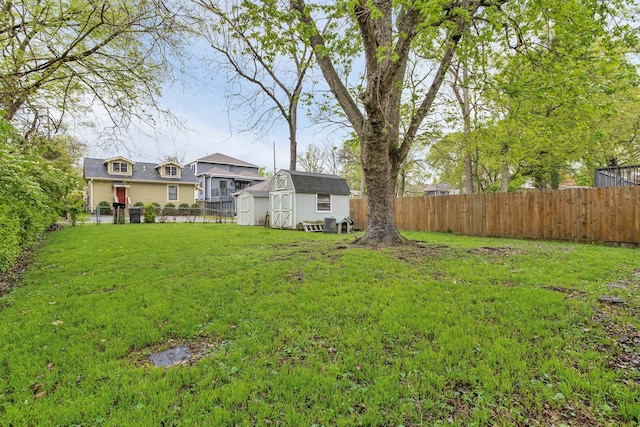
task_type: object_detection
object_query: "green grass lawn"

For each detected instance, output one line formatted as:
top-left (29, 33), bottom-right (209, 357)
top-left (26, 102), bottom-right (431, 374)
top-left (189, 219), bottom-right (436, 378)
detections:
top-left (0, 223), bottom-right (638, 426)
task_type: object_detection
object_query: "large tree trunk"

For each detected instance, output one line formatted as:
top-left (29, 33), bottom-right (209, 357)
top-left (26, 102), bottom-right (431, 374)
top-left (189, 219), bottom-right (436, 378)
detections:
top-left (288, 108), bottom-right (297, 171)
top-left (357, 133), bottom-right (407, 246)
top-left (465, 156), bottom-right (473, 193)
top-left (460, 67), bottom-right (474, 194)
top-left (500, 160), bottom-right (509, 192)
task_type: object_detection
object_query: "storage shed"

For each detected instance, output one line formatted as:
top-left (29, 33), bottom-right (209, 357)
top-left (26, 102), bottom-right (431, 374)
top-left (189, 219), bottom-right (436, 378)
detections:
top-left (269, 170), bottom-right (351, 229)
top-left (234, 180), bottom-right (271, 226)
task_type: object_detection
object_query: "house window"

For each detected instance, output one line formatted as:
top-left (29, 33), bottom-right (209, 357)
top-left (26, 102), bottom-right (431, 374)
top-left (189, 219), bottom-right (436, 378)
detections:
top-left (317, 194), bottom-right (331, 211)
top-left (164, 165), bottom-right (178, 176)
top-left (112, 161), bottom-right (128, 173)
top-left (168, 185), bottom-right (178, 201)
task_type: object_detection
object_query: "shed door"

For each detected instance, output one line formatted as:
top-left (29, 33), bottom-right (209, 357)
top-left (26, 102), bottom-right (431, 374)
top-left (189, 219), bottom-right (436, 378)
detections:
top-left (238, 196), bottom-right (250, 225)
top-left (271, 191), bottom-right (293, 228)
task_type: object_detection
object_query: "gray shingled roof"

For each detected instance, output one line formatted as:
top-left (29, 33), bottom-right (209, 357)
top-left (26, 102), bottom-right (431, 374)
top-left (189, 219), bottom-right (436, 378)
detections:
top-left (284, 170), bottom-right (350, 195)
top-left (199, 166), bottom-right (267, 181)
top-left (192, 152), bottom-right (259, 168)
top-left (83, 158), bottom-right (199, 183)
top-left (233, 179), bottom-right (271, 197)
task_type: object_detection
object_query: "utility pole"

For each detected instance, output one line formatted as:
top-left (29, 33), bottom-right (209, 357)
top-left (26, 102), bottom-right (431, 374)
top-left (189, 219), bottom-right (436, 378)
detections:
top-left (273, 141), bottom-right (277, 174)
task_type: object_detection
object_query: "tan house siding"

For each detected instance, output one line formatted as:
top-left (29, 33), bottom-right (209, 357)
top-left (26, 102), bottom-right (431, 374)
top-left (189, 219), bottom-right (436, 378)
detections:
top-left (89, 180), bottom-right (195, 209)
top-left (84, 157), bottom-right (199, 212)
top-left (89, 180), bottom-right (117, 207)
top-left (128, 182), bottom-right (195, 205)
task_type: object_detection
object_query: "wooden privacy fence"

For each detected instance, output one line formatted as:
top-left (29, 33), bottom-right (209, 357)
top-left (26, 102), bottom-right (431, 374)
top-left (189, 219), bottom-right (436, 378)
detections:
top-left (350, 187), bottom-right (640, 245)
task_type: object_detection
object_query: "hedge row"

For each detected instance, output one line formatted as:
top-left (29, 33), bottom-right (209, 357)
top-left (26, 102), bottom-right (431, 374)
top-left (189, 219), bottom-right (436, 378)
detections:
top-left (0, 120), bottom-right (80, 274)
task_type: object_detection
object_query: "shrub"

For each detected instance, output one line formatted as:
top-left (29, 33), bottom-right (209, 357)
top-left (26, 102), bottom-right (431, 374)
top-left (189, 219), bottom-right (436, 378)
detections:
top-left (178, 203), bottom-right (190, 216)
top-left (133, 201), bottom-right (144, 207)
top-left (97, 201), bottom-right (112, 215)
top-left (0, 205), bottom-right (21, 273)
top-left (0, 119), bottom-right (80, 273)
top-left (143, 203), bottom-right (156, 223)
top-left (162, 203), bottom-right (177, 217)
top-left (190, 203), bottom-right (202, 216)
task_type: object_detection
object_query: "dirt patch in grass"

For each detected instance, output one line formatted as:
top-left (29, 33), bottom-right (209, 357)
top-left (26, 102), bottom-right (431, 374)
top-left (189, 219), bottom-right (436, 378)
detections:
top-left (606, 269), bottom-right (640, 292)
top-left (0, 261), bottom-right (24, 298)
top-left (468, 246), bottom-right (523, 256)
top-left (390, 243), bottom-right (451, 264)
top-left (0, 250), bottom-right (37, 300)
top-left (521, 401), bottom-right (604, 427)
top-left (266, 242), bottom-right (347, 264)
top-left (592, 307), bottom-right (640, 382)
top-left (390, 243), bottom-right (525, 266)
top-left (0, 229), bottom-right (59, 300)
top-left (125, 338), bottom-right (228, 367)
top-left (541, 285), bottom-right (589, 300)
top-left (590, 269), bottom-right (640, 381)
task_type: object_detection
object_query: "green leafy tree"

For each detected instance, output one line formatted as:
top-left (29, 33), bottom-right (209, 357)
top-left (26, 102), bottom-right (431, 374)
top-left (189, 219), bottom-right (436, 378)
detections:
top-left (0, 0), bottom-right (182, 139)
top-left (290, 0), bottom-right (637, 244)
top-left (426, 0), bottom-right (639, 192)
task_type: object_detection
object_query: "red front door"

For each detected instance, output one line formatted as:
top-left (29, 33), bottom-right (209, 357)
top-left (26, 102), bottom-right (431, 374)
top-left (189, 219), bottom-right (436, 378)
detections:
top-left (116, 187), bottom-right (126, 203)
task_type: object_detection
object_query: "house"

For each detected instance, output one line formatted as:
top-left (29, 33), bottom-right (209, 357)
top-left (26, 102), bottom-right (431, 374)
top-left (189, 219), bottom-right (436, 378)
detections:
top-left (83, 156), bottom-right (199, 212)
top-left (234, 180), bottom-right (271, 226)
top-left (422, 183), bottom-right (452, 196)
top-left (188, 153), bottom-right (268, 215)
top-left (269, 169), bottom-right (351, 229)
top-left (595, 164), bottom-right (640, 187)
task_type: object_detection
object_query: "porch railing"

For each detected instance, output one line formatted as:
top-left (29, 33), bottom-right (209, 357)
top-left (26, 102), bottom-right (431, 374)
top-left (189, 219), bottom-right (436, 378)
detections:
top-left (595, 164), bottom-right (640, 187)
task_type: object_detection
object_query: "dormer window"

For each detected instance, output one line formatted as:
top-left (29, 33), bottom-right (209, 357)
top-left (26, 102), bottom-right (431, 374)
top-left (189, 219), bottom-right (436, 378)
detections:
top-left (157, 162), bottom-right (181, 178)
top-left (113, 162), bottom-right (128, 173)
top-left (105, 157), bottom-right (134, 176)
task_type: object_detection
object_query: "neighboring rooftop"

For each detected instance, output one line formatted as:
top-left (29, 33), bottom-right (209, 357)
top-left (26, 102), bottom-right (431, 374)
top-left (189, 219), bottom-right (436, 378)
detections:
top-left (199, 166), bottom-right (267, 180)
top-left (191, 153), bottom-right (259, 168)
top-left (423, 183), bottom-right (451, 193)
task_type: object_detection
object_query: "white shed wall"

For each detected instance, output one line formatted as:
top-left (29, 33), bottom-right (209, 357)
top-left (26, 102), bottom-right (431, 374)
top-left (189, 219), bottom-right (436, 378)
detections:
top-left (293, 193), bottom-right (350, 224)
top-left (251, 197), bottom-right (270, 226)
top-left (237, 193), bottom-right (270, 226)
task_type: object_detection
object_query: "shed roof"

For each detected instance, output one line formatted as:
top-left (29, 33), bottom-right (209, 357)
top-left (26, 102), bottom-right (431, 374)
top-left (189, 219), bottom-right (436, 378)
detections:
top-left (281, 170), bottom-right (351, 196)
top-left (234, 179), bottom-right (272, 197)
top-left (83, 158), bottom-right (198, 183)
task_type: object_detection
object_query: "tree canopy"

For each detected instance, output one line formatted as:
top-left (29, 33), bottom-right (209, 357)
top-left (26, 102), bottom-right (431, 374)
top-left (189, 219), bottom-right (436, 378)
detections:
top-left (0, 0), bottom-right (182, 140)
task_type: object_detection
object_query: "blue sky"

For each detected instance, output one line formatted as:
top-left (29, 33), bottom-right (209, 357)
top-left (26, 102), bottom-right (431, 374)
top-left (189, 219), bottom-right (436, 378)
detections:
top-left (82, 57), bottom-right (338, 172)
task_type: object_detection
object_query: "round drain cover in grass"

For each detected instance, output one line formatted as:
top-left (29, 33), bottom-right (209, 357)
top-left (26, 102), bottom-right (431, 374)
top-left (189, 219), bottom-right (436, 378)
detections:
top-left (149, 345), bottom-right (191, 367)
